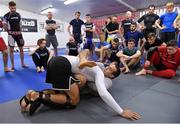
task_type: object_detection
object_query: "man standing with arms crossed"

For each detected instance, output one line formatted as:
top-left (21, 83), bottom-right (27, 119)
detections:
top-left (45, 12), bottom-right (59, 56)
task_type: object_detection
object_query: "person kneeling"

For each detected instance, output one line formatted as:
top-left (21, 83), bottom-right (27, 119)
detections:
top-left (29, 38), bottom-right (54, 72)
top-left (136, 40), bottom-right (180, 79)
top-left (117, 39), bottom-right (141, 74)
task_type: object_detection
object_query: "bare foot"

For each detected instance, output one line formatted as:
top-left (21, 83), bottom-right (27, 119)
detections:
top-left (124, 69), bottom-right (130, 74)
top-left (136, 69), bottom-right (147, 76)
top-left (120, 67), bottom-right (126, 72)
top-left (36, 67), bottom-right (41, 73)
top-left (41, 66), bottom-right (45, 72)
top-left (4, 67), bottom-right (14, 72)
top-left (20, 90), bottom-right (34, 112)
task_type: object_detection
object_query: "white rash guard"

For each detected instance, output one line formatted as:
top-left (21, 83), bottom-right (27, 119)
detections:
top-left (62, 55), bottom-right (123, 114)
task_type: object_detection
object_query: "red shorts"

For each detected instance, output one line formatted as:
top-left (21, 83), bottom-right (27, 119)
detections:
top-left (0, 37), bottom-right (7, 51)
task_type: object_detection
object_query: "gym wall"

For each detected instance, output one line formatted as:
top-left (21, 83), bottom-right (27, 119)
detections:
top-left (0, 4), bottom-right (70, 49)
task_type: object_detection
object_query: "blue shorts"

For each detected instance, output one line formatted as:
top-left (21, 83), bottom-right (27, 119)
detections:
top-left (83, 38), bottom-right (94, 50)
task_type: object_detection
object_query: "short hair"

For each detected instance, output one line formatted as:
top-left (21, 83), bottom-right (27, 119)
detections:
top-left (166, 40), bottom-right (177, 47)
top-left (166, 2), bottom-right (174, 7)
top-left (128, 38), bottom-right (135, 43)
top-left (126, 11), bottom-right (132, 14)
top-left (75, 11), bottom-right (81, 15)
top-left (131, 21), bottom-right (137, 26)
top-left (107, 16), bottom-right (112, 20)
top-left (86, 14), bottom-right (91, 17)
top-left (9, 1), bottom-right (16, 6)
top-left (37, 38), bottom-right (46, 45)
top-left (147, 33), bottom-right (156, 38)
top-left (112, 62), bottom-right (121, 79)
top-left (113, 38), bottom-right (119, 43)
top-left (149, 4), bottom-right (155, 9)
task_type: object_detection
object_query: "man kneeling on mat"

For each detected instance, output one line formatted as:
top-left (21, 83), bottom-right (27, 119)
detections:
top-left (19, 50), bottom-right (140, 121)
top-left (136, 40), bottom-right (180, 78)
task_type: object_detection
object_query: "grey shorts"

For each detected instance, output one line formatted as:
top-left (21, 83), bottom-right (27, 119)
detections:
top-left (46, 35), bottom-right (58, 48)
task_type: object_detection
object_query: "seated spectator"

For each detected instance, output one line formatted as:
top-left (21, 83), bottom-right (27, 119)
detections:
top-left (136, 40), bottom-right (180, 79)
top-left (95, 34), bottom-right (110, 62)
top-left (29, 38), bottom-right (54, 73)
top-left (108, 38), bottom-right (122, 63)
top-left (144, 33), bottom-right (166, 51)
top-left (117, 39), bottom-right (141, 73)
top-left (124, 22), bottom-right (146, 51)
top-left (104, 38), bottom-right (122, 64)
top-left (66, 37), bottom-right (80, 56)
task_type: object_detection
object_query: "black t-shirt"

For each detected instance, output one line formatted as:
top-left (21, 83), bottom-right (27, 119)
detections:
top-left (70, 19), bottom-right (84, 35)
top-left (121, 19), bottom-right (133, 36)
top-left (35, 47), bottom-right (49, 58)
top-left (66, 42), bottom-right (78, 56)
top-left (84, 22), bottom-right (94, 38)
top-left (3, 12), bottom-right (21, 31)
top-left (106, 22), bottom-right (119, 34)
top-left (46, 19), bottom-right (56, 35)
top-left (109, 45), bottom-right (119, 62)
top-left (138, 13), bottom-right (159, 29)
top-left (144, 38), bottom-right (163, 51)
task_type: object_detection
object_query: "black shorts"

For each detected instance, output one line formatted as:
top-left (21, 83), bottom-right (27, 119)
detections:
top-left (73, 33), bottom-right (82, 44)
top-left (160, 32), bottom-right (176, 43)
top-left (143, 28), bottom-right (156, 39)
top-left (8, 34), bottom-right (24, 47)
top-left (46, 56), bottom-right (77, 90)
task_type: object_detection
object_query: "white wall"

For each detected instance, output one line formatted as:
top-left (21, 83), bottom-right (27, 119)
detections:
top-left (0, 4), bottom-right (69, 48)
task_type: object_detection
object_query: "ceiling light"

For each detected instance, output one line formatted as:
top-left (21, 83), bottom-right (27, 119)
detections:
top-left (116, 0), bottom-right (136, 11)
top-left (64, 0), bottom-right (79, 5)
top-left (40, 6), bottom-right (55, 15)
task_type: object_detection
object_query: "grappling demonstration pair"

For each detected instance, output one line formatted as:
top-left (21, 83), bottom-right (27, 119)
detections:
top-left (19, 50), bottom-right (141, 121)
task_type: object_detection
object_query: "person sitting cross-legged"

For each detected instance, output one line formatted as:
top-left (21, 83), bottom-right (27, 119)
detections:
top-left (117, 38), bottom-right (141, 74)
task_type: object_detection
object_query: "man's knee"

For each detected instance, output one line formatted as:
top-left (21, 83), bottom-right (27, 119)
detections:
top-left (165, 69), bottom-right (176, 79)
top-left (120, 57), bottom-right (125, 61)
top-left (10, 47), bottom-right (14, 53)
top-left (2, 50), bottom-right (8, 56)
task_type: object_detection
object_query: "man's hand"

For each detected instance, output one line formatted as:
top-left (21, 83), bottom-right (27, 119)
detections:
top-left (120, 109), bottom-right (141, 121)
top-left (160, 25), bottom-right (166, 30)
